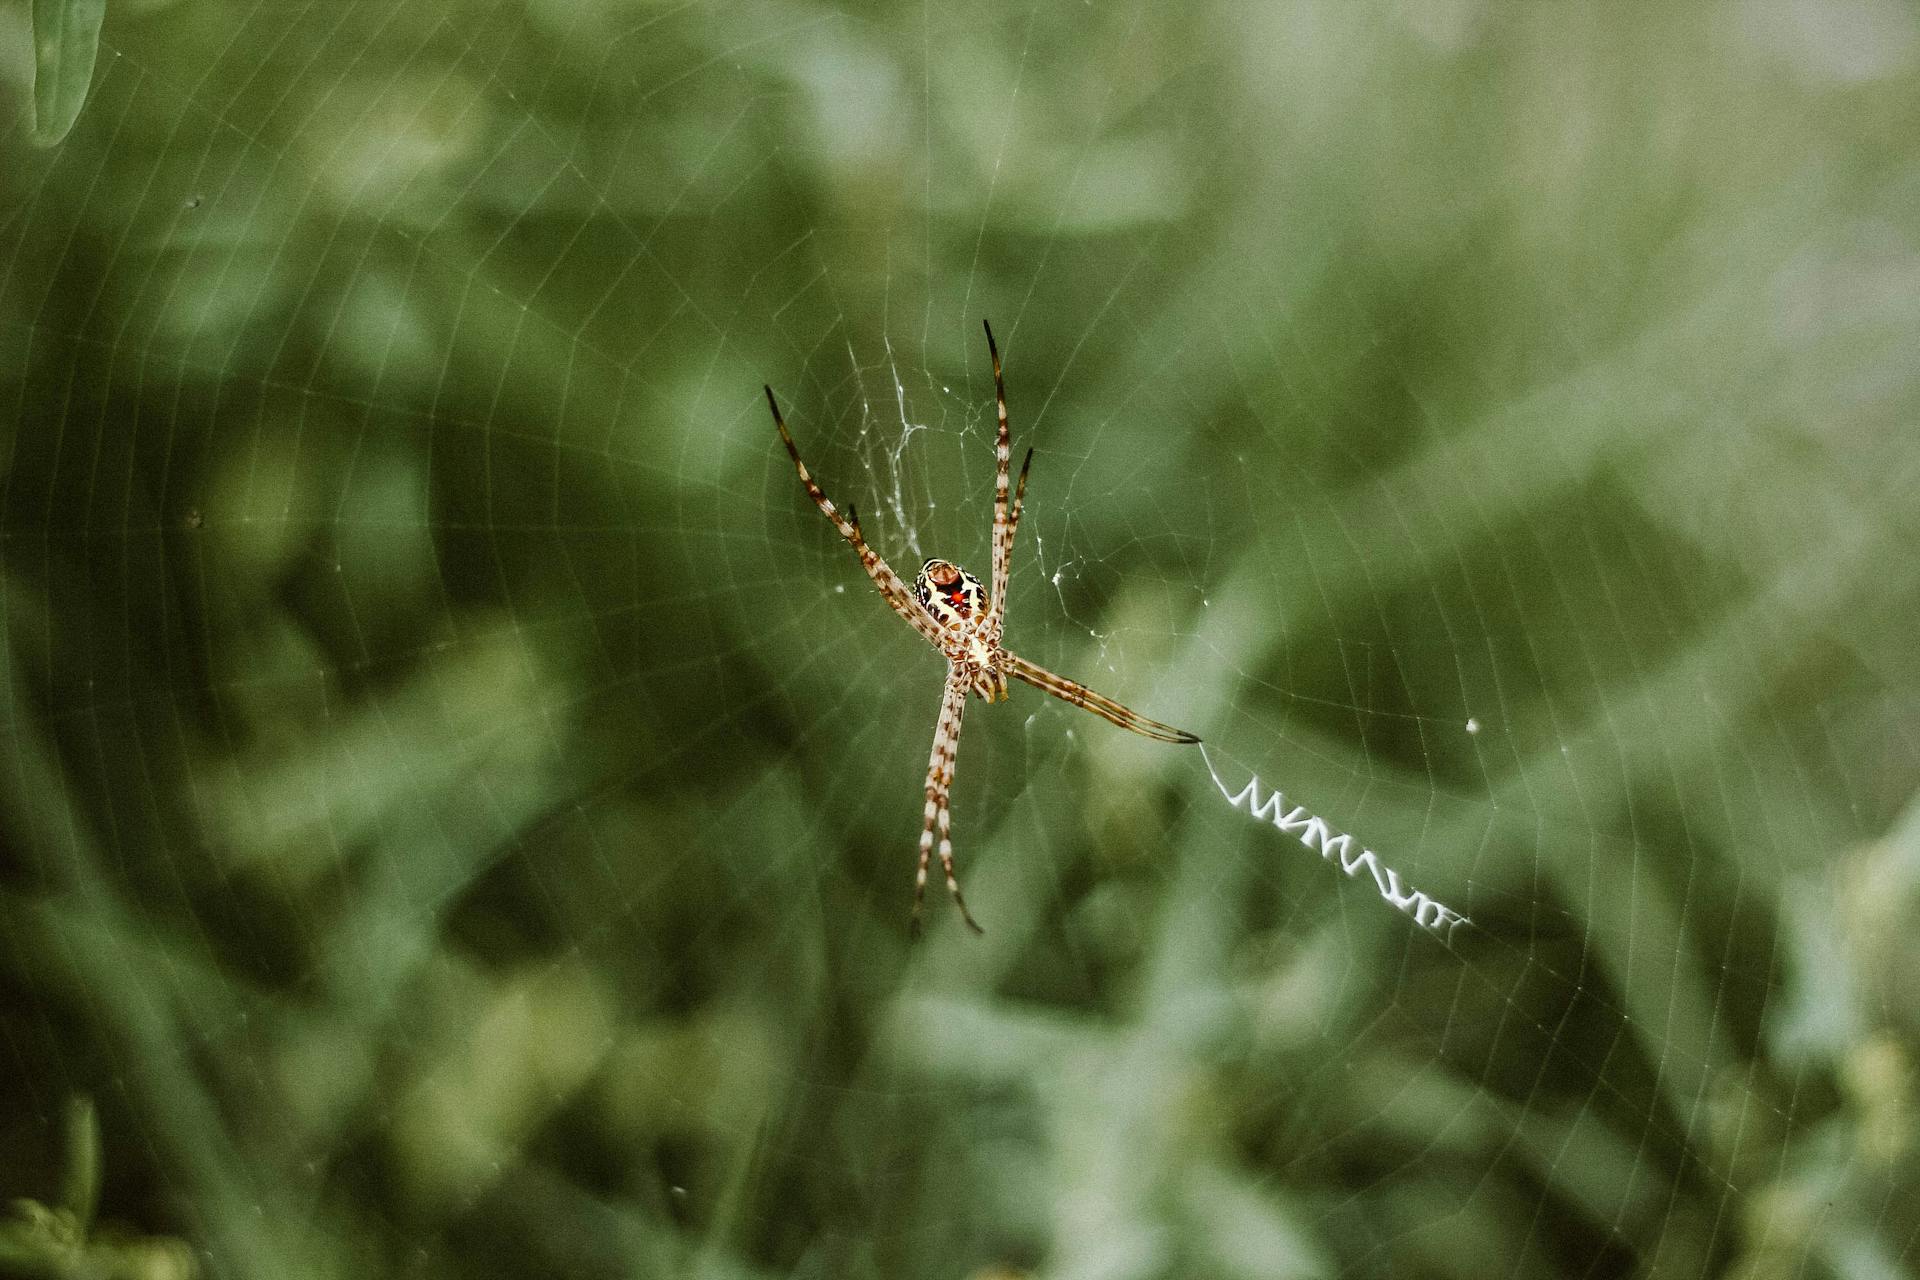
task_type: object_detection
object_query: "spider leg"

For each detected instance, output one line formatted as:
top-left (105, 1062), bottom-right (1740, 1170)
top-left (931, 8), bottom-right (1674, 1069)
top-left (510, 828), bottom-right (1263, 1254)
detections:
top-left (1004, 650), bottom-right (1200, 745)
top-left (991, 451), bottom-right (1031, 648)
top-left (983, 321), bottom-right (1033, 645)
top-left (913, 671), bottom-right (984, 936)
top-left (766, 386), bottom-right (946, 648)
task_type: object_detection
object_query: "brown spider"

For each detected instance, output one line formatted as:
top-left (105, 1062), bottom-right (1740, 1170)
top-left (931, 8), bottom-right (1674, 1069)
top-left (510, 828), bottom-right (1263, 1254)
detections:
top-left (765, 321), bottom-right (1200, 936)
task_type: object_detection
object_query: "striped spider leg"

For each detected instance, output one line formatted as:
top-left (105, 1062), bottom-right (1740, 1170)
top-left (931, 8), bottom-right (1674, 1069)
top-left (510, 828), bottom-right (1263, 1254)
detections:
top-left (766, 320), bottom-right (1199, 937)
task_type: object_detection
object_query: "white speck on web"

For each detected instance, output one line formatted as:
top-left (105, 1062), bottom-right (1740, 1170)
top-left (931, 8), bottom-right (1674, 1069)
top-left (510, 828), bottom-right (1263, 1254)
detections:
top-left (1466, 718), bottom-right (1479, 734)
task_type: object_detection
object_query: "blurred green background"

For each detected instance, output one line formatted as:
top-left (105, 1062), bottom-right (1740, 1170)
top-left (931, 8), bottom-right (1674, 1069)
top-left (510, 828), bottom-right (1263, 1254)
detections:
top-left (3, 0), bottom-right (1919, 1277)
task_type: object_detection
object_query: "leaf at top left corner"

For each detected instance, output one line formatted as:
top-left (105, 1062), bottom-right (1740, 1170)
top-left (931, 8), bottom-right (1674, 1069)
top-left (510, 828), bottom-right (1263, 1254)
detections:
top-left (30, 0), bottom-right (109, 147)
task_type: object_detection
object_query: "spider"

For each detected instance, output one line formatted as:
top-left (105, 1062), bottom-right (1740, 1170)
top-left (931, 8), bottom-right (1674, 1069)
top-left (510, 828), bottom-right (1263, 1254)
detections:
top-left (765, 320), bottom-right (1200, 936)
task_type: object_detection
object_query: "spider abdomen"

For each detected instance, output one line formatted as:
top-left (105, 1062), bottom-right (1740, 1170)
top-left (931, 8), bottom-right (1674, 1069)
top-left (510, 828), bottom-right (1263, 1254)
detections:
top-left (915, 558), bottom-right (987, 629)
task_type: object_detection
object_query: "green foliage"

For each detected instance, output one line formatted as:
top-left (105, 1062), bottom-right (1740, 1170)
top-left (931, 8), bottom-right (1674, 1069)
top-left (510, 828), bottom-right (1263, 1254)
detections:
top-left (0, 1098), bottom-right (195, 1279)
top-left (28, 0), bottom-right (106, 147)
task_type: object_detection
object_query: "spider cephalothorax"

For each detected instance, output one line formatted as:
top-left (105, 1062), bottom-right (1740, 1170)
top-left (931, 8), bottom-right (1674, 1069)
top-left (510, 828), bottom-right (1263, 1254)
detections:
top-left (766, 320), bottom-right (1199, 935)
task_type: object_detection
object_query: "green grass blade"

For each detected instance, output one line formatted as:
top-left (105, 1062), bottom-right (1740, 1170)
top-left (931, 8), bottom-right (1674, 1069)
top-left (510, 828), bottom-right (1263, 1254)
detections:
top-left (29, 0), bottom-right (107, 146)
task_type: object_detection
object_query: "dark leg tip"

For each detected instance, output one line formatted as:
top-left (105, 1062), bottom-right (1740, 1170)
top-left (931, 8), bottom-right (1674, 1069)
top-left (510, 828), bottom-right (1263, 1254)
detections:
top-left (953, 896), bottom-right (985, 935)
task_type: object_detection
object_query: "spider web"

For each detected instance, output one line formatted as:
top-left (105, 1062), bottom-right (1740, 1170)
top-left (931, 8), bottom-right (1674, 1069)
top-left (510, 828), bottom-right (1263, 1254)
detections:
top-left (3, 1), bottom-right (1919, 1278)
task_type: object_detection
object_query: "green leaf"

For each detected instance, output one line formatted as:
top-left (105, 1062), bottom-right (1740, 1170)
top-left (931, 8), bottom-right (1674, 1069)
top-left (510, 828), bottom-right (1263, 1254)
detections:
top-left (58, 1096), bottom-right (100, 1231)
top-left (29, 0), bottom-right (108, 147)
